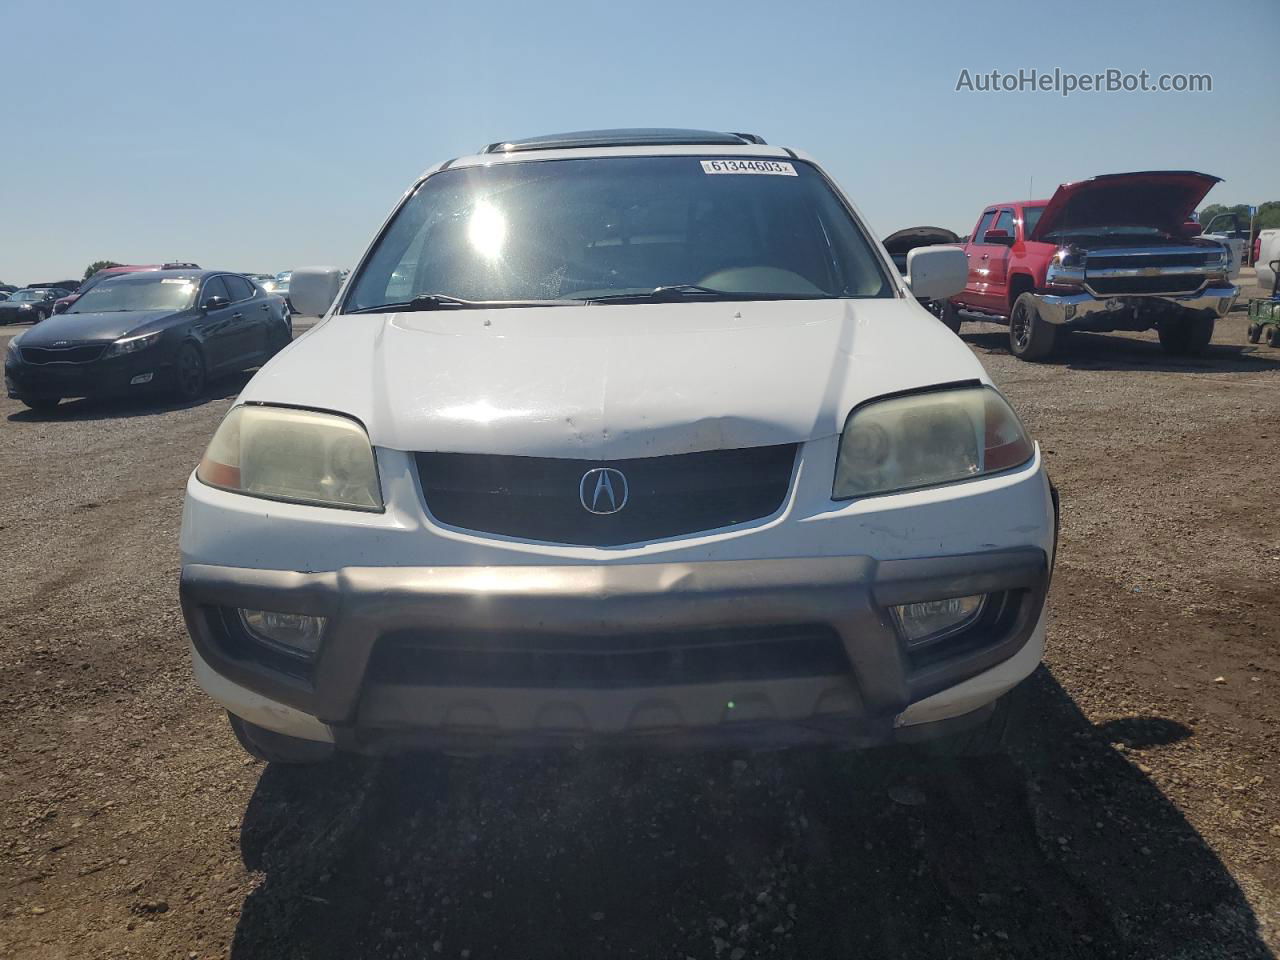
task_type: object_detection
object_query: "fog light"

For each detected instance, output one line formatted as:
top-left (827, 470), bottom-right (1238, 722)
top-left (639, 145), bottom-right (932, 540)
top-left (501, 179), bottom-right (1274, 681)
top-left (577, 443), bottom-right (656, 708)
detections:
top-left (892, 594), bottom-right (985, 647)
top-left (130, 372), bottom-right (154, 385)
top-left (238, 609), bottom-right (326, 656)
top-left (1063, 304), bottom-right (1076, 320)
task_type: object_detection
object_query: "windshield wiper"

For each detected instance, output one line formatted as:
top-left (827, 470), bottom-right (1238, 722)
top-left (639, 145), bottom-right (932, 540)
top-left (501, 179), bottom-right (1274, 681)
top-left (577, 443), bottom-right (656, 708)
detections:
top-left (583, 285), bottom-right (834, 304)
top-left (346, 293), bottom-right (582, 314)
top-left (583, 284), bottom-right (742, 304)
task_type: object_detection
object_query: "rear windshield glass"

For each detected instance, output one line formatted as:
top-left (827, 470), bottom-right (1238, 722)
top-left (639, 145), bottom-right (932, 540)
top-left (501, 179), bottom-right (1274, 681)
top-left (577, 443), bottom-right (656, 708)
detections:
top-left (68, 276), bottom-right (198, 313)
top-left (345, 156), bottom-right (891, 310)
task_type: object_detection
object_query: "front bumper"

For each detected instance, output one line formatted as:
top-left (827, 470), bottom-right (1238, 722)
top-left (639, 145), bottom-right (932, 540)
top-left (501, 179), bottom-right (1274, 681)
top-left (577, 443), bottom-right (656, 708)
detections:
top-left (181, 547), bottom-right (1050, 752)
top-left (5, 351), bottom-right (175, 400)
top-left (1036, 284), bottom-right (1238, 326)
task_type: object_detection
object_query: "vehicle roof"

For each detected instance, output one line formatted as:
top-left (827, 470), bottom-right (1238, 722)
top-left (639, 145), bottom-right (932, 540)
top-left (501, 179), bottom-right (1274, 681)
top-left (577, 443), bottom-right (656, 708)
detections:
top-left (483, 128), bottom-right (766, 154)
top-left (980, 200), bottom-right (1049, 211)
top-left (441, 128), bottom-right (793, 175)
top-left (96, 268), bottom-right (220, 282)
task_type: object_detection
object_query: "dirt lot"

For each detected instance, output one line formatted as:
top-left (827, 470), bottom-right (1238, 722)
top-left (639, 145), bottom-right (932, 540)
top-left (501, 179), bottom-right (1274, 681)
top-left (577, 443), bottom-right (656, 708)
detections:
top-left (2, 295), bottom-right (1278, 959)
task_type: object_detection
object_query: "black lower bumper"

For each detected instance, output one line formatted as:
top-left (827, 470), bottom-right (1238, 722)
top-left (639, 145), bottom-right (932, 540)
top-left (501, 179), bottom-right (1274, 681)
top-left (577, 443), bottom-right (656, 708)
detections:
top-left (181, 549), bottom-right (1050, 746)
top-left (5, 353), bottom-right (176, 400)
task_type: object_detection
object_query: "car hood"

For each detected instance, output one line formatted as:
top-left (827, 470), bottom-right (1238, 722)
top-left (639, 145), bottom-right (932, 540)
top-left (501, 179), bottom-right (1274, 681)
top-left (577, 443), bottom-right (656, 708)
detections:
top-left (1029, 171), bottom-right (1221, 241)
top-left (882, 226), bottom-right (962, 255)
top-left (17, 309), bottom-right (176, 345)
top-left (242, 299), bottom-right (989, 458)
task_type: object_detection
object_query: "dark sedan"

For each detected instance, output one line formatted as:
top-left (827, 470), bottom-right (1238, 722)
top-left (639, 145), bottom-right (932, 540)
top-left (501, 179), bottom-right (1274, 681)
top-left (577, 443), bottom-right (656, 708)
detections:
top-left (4, 270), bottom-right (292, 411)
top-left (0, 287), bottom-right (72, 323)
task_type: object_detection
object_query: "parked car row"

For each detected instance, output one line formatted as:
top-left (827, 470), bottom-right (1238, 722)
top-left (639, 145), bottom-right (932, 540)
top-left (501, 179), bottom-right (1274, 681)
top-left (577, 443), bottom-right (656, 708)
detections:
top-left (0, 286), bottom-right (73, 323)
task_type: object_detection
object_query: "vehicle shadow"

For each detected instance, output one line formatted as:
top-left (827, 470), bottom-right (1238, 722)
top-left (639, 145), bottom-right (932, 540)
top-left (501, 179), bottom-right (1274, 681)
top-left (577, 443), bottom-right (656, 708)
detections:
top-left (5, 372), bottom-right (253, 423)
top-left (229, 669), bottom-right (1273, 959)
top-left (961, 322), bottom-right (1280, 375)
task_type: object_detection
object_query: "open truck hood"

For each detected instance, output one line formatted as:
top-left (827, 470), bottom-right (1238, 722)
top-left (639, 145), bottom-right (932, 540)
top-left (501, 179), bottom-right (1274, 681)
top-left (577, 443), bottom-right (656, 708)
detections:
top-left (1029, 171), bottom-right (1220, 241)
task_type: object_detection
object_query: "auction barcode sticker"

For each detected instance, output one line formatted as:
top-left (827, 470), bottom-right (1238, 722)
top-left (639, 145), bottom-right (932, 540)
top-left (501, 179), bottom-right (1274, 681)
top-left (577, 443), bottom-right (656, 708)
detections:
top-left (700, 159), bottom-right (797, 176)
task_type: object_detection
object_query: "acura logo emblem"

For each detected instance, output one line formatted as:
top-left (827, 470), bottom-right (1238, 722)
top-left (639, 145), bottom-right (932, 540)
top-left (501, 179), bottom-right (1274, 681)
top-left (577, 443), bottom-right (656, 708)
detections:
top-left (580, 467), bottom-right (628, 515)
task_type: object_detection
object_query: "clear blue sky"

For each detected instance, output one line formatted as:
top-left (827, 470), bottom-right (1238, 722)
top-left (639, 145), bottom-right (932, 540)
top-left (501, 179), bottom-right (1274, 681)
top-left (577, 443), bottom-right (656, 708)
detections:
top-left (2, 0), bottom-right (1277, 284)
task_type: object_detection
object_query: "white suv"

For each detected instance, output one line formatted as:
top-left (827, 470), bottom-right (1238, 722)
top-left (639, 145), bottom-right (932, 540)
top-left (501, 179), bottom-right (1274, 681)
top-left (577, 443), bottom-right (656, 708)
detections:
top-left (179, 128), bottom-right (1057, 763)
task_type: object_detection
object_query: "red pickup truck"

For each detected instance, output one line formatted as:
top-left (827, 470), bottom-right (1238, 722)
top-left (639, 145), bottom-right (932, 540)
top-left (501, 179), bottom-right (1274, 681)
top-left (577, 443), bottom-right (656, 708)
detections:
top-left (942, 171), bottom-right (1238, 360)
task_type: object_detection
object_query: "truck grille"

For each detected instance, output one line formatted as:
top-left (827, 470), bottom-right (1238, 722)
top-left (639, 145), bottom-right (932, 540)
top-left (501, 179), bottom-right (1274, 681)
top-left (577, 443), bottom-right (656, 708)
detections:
top-left (415, 444), bottom-right (797, 546)
top-left (20, 345), bottom-right (106, 364)
top-left (1086, 275), bottom-right (1204, 295)
top-left (367, 624), bottom-right (850, 689)
top-left (1085, 252), bottom-right (1214, 270)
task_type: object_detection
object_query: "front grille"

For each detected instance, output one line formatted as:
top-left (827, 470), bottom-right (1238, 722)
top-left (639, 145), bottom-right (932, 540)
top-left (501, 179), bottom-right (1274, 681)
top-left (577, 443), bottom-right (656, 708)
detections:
top-left (20, 345), bottom-right (106, 365)
top-left (1086, 275), bottom-right (1204, 296)
top-left (367, 624), bottom-right (850, 689)
top-left (1085, 252), bottom-right (1213, 270)
top-left (416, 445), bottom-right (797, 546)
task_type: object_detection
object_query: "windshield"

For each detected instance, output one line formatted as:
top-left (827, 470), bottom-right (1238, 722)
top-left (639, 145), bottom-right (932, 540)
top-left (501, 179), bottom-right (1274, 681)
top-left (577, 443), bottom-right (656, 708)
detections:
top-left (1022, 205), bottom-right (1045, 237)
top-left (345, 156), bottom-right (891, 311)
top-left (68, 276), bottom-right (198, 313)
top-left (12, 289), bottom-right (50, 301)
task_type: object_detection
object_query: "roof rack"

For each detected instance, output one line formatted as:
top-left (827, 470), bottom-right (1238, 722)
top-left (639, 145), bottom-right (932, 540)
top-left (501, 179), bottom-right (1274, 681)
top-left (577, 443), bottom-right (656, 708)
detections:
top-left (482, 128), bottom-right (767, 154)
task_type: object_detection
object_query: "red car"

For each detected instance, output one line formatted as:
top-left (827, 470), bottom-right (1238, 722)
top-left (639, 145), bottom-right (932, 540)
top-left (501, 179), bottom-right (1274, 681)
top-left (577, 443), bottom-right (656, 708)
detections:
top-left (943, 171), bottom-right (1237, 360)
top-left (53, 262), bottom-right (200, 314)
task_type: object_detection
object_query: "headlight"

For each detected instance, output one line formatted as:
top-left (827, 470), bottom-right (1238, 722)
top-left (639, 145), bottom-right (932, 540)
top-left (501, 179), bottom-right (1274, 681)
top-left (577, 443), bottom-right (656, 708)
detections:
top-left (196, 404), bottom-right (382, 511)
top-left (5, 335), bottom-right (21, 358)
top-left (17, 303), bottom-right (32, 310)
top-left (833, 385), bottom-right (1034, 499)
top-left (1204, 247), bottom-right (1229, 278)
top-left (103, 331), bottom-right (162, 358)
top-left (1045, 247), bottom-right (1085, 288)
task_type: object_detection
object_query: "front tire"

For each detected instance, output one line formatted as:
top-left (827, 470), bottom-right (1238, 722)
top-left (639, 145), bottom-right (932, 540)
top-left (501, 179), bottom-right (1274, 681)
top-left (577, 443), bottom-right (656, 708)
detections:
top-left (1158, 314), bottom-right (1214, 355)
top-left (173, 342), bottom-right (206, 401)
top-left (227, 712), bottom-right (333, 765)
top-left (1008, 293), bottom-right (1058, 361)
top-left (936, 299), bottom-right (962, 335)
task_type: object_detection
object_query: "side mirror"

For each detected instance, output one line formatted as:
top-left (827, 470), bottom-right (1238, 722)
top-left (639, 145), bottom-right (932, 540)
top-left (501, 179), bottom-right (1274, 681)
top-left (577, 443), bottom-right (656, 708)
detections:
top-left (982, 228), bottom-right (1013, 245)
top-left (53, 300), bottom-right (69, 315)
top-left (289, 266), bottom-right (343, 317)
top-left (202, 295), bottom-right (230, 312)
top-left (905, 246), bottom-right (968, 302)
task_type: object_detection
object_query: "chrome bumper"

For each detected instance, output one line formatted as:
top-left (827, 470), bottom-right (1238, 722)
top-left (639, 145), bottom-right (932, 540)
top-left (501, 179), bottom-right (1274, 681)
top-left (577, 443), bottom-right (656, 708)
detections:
top-left (1037, 284), bottom-right (1238, 326)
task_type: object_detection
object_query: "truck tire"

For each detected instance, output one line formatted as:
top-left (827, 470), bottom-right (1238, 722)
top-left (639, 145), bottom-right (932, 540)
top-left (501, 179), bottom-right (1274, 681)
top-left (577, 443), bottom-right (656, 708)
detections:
top-left (1267, 326), bottom-right (1280, 348)
top-left (1248, 323), bottom-right (1262, 343)
top-left (227, 712), bottom-right (334, 765)
top-left (1008, 293), bottom-right (1058, 361)
top-left (936, 299), bottom-right (962, 335)
top-left (1158, 315), bottom-right (1214, 355)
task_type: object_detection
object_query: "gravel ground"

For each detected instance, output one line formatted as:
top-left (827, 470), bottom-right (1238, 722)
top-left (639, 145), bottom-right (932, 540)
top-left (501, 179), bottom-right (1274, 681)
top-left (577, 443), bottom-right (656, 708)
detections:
top-left (1, 300), bottom-right (1278, 960)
